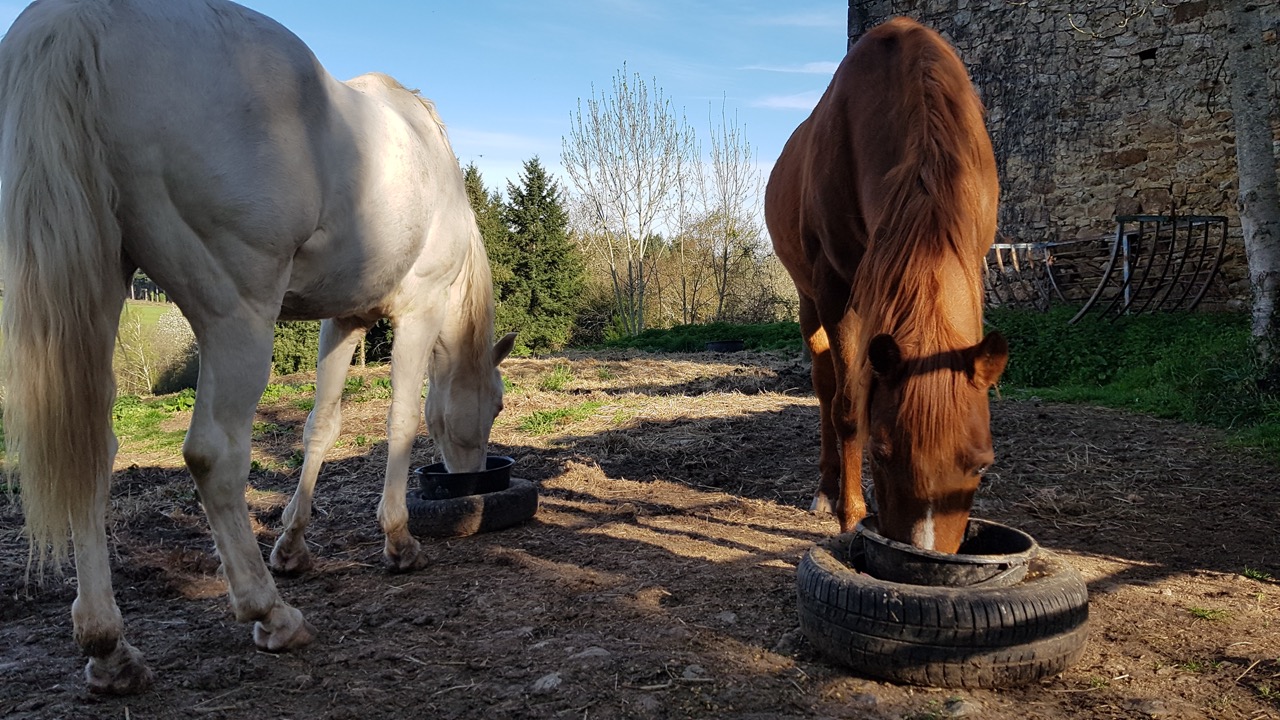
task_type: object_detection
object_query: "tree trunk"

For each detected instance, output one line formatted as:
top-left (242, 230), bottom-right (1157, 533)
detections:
top-left (1227, 4), bottom-right (1280, 389)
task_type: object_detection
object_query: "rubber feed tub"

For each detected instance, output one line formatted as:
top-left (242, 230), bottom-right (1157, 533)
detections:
top-left (855, 515), bottom-right (1038, 587)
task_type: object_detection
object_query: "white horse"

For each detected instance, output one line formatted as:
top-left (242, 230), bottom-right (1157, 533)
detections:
top-left (0, 0), bottom-right (515, 695)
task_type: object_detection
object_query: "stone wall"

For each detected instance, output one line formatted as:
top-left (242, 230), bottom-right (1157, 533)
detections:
top-left (848, 0), bottom-right (1280, 309)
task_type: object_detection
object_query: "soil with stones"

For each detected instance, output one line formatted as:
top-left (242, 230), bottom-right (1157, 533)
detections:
top-left (2, 350), bottom-right (1278, 720)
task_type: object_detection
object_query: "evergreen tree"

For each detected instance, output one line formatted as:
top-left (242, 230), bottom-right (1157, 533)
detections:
top-left (462, 162), bottom-right (520, 337)
top-left (502, 157), bottom-right (585, 353)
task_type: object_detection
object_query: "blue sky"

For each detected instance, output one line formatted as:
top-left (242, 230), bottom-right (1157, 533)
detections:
top-left (1, 1), bottom-right (847, 198)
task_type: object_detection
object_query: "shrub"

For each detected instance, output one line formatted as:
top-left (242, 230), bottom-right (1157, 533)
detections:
top-left (273, 321), bottom-right (321, 375)
top-left (114, 306), bottom-right (198, 395)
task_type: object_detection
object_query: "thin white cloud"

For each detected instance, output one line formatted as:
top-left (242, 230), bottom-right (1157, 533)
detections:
top-left (751, 91), bottom-right (823, 111)
top-left (751, 12), bottom-right (844, 29)
top-left (743, 61), bottom-right (838, 75)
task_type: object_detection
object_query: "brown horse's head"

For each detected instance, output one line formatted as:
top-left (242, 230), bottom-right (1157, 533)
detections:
top-left (863, 330), bottom-right (1008, 553)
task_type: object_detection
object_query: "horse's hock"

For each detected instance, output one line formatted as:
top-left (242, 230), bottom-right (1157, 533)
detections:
top-left (795, 521), bottom-right (1090, 689)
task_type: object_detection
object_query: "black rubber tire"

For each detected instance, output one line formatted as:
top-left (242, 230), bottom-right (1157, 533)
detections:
top-left (406, 478), bottom-right (538, 538)
top-left (796, 534), bottom-right (1089, 688)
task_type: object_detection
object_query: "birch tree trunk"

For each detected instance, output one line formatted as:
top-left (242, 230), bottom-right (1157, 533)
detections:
top-left (1226, 3), bottom-right (1280, 387)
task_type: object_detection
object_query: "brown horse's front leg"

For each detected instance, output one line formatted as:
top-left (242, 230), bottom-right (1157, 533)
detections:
top-left (803, 299), bottom-right (841, 515)
top-left (837, 433), bottom-right (867, 532)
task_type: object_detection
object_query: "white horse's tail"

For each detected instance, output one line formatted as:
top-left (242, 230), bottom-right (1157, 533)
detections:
top-left (0, 3), bottom-right (124, 566)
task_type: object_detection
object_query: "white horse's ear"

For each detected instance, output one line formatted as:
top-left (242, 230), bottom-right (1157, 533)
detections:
top-left (493, 332), bottom-right (517, 365)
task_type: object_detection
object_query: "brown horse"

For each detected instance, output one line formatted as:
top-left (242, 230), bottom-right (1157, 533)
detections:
top-left (765, 17), bottom-right (1008, 554)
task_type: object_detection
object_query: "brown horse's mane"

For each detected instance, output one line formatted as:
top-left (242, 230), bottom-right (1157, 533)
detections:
top-left (849, 20), bottom-right (994, 467)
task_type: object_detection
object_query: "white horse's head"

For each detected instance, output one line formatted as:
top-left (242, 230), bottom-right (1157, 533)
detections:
top-left (426, 332), bottom-right (516, 472)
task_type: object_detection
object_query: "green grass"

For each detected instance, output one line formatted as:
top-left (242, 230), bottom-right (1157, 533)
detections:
top-left (1187, 606), bottom-right (1229, 622)
top-left (119, 301), bottom-right (172, 329)
top-left (1243, 567), bottom-right (1276, 582)
top-left (586, 309), bottom-right (1280, 459)
top-left (538, 363), bottom-right (574, 392)
top-left (518, 401), bottom-right (604, 435)
top-left (986, 307), bottom-right (1262, 427)
top-left (1179, 658), bottom-right (1225, 672)
top-left (111, 390), bottom-right (194, 455)
top-left (260, 381), bottom-right (315, 403)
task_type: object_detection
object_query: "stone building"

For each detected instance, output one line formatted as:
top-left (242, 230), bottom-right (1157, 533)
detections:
top-left (848, 0), bottom-right (1280, 310)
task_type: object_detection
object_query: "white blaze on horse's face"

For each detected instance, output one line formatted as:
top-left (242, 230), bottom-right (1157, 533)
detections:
top-left (912, 506), bottom-right (937, 551)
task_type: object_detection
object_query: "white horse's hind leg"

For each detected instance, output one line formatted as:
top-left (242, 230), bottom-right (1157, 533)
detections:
top-left (184, 318), bottom-right (314, 651)
top-left (72, 434), bottom-right (154, 694)
top-left (271, 318), bottom-right (366, 574)
top-left (379, 315), bottom-right (438, 571)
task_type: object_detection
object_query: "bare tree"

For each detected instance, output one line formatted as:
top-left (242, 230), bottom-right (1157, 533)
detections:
top-left (1226, 3), bottom-right (1280, 388)
top-left (665, 111), bottom-right (712, 325)
top-left (705, 101), bottom-right (764, 322)
top-left (562, 65), bottom-right (696, 336)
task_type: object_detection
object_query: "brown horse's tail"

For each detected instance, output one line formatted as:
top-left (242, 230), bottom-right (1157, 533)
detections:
top-left (0, 2), bottom-right (125, 571)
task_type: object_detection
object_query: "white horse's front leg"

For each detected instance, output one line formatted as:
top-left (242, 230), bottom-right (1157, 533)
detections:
top-left (271, 318), bottom-right (366, 574)
top-left (185, 317), bottom-right (314, 651)
top-left (379, 316), bottom-right (436, 571)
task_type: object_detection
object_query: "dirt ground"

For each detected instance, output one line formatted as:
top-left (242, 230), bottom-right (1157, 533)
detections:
top-left (2, 350), bottom-right (1278, 720)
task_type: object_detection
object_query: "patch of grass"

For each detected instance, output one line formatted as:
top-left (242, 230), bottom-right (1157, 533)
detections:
top-left (111, 395), bottom-right (188, 455)
top-left (518, 401), bottom-right (604, 435)
top-left (261, 382), bottom-right (315, 403)
top-left (1244, 567), bottom-right (1276, 582)
top-left (158, 388), bottom-right (196, 413)
top-left (538, 363), bottom-right (574, 392)
top-left (251, 421), bottom-right (289, 439)
top-left (987, 307), bottom-right (1265, 428)
top-left (596, 366), bottom-right (616, 381)
top-left (1179, 658), bottom-right (1224, 672)
top-left (1187, 606), bottom-right (1229, 622)
top-left (337, 374), bottom-right (394, 402)
top-left (119, 301), bottom-right (172, 329)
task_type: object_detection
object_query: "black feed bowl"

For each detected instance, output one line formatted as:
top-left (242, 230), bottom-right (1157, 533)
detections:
top-left (856, 515), bottom-right (1039, 588)
top-left (414, 455), bottom-right (515, 500)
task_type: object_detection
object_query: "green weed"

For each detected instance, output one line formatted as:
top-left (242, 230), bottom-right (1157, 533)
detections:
top-left (111, 395), bottom-right (188, 455)
top-left (538, 363), bottom-right (574, 392)
top-left (1244, 567), bottom-right (1275, 582)
top-left (1187, 606), bottom-right (1228, 622)
top-left (518, 401), bottom-right (603, 435)
top-left (1179, 658), bottom-right (1224, 672)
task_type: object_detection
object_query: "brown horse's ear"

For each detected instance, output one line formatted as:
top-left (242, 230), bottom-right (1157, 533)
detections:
top-left (868, 334), bottom-right (902, 376)
top-left (972, 331), bottom-right (1008, 387)
top-left (493, 332), bottom-right (517, 365)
